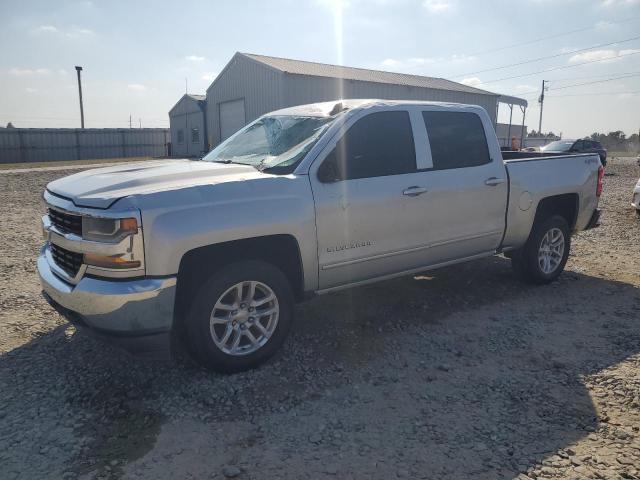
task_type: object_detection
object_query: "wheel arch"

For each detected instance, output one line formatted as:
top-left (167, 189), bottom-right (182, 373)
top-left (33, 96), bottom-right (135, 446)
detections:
top-left (533, 193), bottom-right (579, 231)
top-left (173, 234), bottom-right (305, 334)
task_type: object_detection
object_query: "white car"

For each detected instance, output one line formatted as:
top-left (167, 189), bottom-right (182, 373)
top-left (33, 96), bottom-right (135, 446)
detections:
top-left (633, 177), bottom-right (640, 217)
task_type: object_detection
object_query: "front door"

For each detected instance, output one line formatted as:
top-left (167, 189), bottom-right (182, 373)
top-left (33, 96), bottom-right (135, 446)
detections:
top-left (310, 109), bottom-right (429, 289)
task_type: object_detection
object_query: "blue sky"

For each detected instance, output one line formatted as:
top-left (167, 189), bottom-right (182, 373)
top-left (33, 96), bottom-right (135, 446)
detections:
top-left (0, 0), bottom-right (639, 138)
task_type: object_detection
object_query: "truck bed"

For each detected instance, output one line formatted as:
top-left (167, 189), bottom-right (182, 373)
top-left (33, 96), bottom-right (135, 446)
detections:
top-left (500, 152), bottom-right (601, 250)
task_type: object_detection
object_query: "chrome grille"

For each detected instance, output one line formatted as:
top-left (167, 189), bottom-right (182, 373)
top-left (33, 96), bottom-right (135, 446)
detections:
top-left (50, 244), bottom-right (83, 277)
top-left (48, 208), bottom-right (82, 236)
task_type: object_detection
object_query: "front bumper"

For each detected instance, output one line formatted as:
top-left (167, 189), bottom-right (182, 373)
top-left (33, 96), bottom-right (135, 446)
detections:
top-left (38, 247), bottom-right (177, 350)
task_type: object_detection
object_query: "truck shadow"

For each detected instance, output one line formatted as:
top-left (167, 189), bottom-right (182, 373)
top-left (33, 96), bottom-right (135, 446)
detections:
top-left (1, 256), bottom-right (639, 479)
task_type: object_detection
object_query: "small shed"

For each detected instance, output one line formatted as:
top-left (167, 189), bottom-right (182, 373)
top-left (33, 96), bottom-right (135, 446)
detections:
top-left (168, 94), bottom-right (207, 157)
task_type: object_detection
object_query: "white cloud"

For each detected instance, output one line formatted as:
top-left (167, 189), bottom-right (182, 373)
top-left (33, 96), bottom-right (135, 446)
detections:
top-left (601, 0), bottom-right (639, 6)
top-left (381, 57), bottom-right (436, 69)
top-left (569, 48), bottom-right (639, 63)
top-left (449, 53), bottom-right (475, 63)
top-left (423, 0), bottom-right (452, 12)
top-left (34, 25), bottom-right (59, 33)
top-left (9, 68), bottom-right (52, 76)
top-left (515, 84), bottom-right (538, 93)
top-left (595, 20), bottom-right (614, 29)
top-left (461, 77), bottom-right (483, 87)
top-left (202, 72), bottom-right (218, 82)
top-left (25, 88), bottom-right (38, 94)
top-left (32, 25), bottom-right (93, 38)
top-left (185, 55), bottom-right (205, 62)
top-left (127, 84), bottom-right (147, 91)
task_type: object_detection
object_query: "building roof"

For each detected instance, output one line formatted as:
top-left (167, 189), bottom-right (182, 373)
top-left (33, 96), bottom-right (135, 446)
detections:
top-left (241, 52), bottom-right (498, 97)
top-left (169, 93), bottom-right (206, 115)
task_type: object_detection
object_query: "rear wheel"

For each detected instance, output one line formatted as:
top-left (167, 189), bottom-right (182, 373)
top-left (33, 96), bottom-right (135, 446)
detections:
top-left (185, 260), bottom-right (294, 373)
top-left (511, 215), bottom-right (570, 284)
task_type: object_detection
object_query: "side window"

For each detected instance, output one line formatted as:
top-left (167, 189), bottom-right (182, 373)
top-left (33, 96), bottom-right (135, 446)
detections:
top-left (574, 140), bottom-right (585, 151)
top-left (177, 129), bottom-right (184, 144)
top-left (318, 111), bottom-right (416, 182)
top-left (191, 127), bottom-right (200, 143)
top-left (421, 111), bottom-right (490, 170)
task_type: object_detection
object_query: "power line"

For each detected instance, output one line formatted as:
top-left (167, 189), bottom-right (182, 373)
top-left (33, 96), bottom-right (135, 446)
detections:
top-left (456, 34), bottom-right (640, 78)
top-left (480, 50), bottom-right (640, 84)
top-left (549, 72), bottom-right (640, 91)
top-left (544, 70), bottom-right (640, 84)
top-left (547, 90), bottom-right (640, 98)
top-left (465, 15), bottom-right (640, 58)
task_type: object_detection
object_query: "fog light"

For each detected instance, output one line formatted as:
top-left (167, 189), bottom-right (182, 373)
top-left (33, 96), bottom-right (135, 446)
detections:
top-left (84, 253), bottom-right (141, 269)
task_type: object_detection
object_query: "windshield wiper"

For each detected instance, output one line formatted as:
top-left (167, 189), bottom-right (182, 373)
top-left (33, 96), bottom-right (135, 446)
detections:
top-left (211, 159), bottom-right (262, 171)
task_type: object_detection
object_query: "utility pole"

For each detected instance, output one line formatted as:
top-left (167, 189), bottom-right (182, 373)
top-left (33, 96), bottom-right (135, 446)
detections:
top-left (139, 118), bottom-right (141, 128)
top-left (75, 66), bottom-right (85, 129)
top-left (129, 115), bottom-right (132, 129)
top-left (538, 79), bottom-right (548, 135)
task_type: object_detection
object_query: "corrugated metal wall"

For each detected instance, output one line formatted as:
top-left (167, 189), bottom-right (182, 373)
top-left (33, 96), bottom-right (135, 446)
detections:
top-left (204, 55), bottom-right (501, 148)
top-left (284, 74), bottom-right (500, 125)
top-left (206, 54), bottom-right (283, 146)
top-left (0, 128), bottom-right (169, 163)
top-left (169, 97), bottom-right (206, 157)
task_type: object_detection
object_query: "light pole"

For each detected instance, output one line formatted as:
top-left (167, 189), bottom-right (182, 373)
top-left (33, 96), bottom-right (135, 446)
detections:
top-left (75, 66), bottom-right (85, 129)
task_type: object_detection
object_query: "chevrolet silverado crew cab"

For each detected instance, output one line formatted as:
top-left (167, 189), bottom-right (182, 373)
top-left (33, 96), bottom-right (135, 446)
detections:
top-left (39, 100), bottom-right (604, 372)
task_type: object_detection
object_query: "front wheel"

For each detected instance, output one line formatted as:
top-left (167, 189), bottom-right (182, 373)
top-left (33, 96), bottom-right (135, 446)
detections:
top-left (511, 215), bottom-right (571, 284)
top-left (185, 260), bottom-right (294, 373)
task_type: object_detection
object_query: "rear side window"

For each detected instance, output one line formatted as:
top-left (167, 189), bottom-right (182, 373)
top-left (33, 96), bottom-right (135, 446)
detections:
top-left (422, 111), bottom-right (490, 170)
top-left (319, 111), bottom-right (416, 181)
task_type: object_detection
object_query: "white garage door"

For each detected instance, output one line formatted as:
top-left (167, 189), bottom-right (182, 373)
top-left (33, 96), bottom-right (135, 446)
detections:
top-left (219, 99), bottom-right (246, 141)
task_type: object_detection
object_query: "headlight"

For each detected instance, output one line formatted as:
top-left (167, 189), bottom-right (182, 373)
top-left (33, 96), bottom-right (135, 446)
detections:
top-left (82, 217), bottom-right (138, 242)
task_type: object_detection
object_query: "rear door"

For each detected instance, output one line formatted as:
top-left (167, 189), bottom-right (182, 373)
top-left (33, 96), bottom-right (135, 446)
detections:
top-left (409, 109), bottom-right (508, 262)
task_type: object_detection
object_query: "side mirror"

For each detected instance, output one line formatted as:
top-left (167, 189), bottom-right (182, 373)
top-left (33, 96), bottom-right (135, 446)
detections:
top-left (318, 150), bottom-right (344, 183)
top-left (317, 154), bottom-right (343, 183)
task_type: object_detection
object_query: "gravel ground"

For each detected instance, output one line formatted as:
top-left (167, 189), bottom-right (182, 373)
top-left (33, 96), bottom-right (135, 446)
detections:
top-left (0, 158), bottom-right (639, 480)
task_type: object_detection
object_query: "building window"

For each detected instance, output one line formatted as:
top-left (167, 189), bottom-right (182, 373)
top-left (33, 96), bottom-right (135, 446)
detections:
top-left (177, 129), bottom-right (184, 144)
top-left (191, 127), bottom-right (200, 143)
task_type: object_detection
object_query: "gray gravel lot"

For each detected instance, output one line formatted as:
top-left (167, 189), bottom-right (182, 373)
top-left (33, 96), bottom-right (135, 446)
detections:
top-left (0, 158), bottom-right (639, 480)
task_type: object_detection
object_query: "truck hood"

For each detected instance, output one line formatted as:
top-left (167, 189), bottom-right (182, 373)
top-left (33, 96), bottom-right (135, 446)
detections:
top-left (46, 159), bottom-right (262, 209)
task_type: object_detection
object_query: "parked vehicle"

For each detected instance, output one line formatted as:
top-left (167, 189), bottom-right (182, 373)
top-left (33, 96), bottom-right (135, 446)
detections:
top-left (541, 139), bottom-right (607, 166)
top-left (38, 100), bottom-right (603, 372)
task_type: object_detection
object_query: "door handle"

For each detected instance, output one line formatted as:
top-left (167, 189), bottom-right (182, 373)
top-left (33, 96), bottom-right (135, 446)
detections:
top-left (484, 177), bottom-right (506, 186)
top-left (402, 186), bottom-right (428, 197)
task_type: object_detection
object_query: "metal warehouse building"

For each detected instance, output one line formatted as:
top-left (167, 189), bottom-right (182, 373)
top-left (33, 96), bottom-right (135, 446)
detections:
top-left (169, 52), bottom-right (527, 155)
top-left (168, 94), bottom-right (207, 157)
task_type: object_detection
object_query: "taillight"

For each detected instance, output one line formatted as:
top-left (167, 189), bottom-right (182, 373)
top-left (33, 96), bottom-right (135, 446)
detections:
top-left (596, 165), bottom-right (604, 197)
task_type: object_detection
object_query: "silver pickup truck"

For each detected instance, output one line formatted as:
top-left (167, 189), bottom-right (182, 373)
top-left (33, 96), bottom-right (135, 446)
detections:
top-left (39, 100), bottom-right (603, 372)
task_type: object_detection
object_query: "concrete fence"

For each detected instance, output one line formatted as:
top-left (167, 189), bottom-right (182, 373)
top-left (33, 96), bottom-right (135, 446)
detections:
top-left (0, 128), bottom-right (170, 163)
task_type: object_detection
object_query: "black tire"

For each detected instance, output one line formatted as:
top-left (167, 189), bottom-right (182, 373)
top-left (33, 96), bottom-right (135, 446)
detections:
top-left (185, 260), bottom-right (294, 373)
top-left (511, 215), bottom-right (571, 285)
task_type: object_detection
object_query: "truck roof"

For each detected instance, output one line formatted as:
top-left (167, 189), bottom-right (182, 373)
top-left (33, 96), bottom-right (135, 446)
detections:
top-left (269, 99), bottom-right (485, 117)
